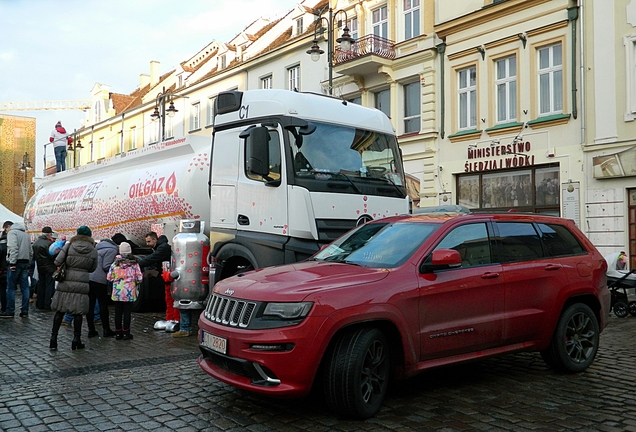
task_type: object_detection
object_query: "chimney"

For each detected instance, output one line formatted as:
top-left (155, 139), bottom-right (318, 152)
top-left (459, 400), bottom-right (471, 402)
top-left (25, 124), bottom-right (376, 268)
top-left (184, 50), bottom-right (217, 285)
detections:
top-left (139, 74), bottom-right (150, 89)
top-left (150, 61), bottom-right (160, 87)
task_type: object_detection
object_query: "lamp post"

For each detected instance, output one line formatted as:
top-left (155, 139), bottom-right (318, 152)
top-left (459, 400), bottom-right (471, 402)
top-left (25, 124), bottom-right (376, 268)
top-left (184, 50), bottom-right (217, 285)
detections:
top-left (306, 8), bottom-right (355, 95)
top-left (150, 86), bottom-right (179, 143)
top-left (18, 152), bottom-right (32, 206)
top-left (68, 129), bottom-right (84, 168)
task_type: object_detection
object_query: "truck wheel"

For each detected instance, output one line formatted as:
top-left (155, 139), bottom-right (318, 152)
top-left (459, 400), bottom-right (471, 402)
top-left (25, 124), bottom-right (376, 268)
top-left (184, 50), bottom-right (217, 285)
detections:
top-left (540, 303), bottom-right (599, 373)
top-left (323, 327), bottom-right (390, 419)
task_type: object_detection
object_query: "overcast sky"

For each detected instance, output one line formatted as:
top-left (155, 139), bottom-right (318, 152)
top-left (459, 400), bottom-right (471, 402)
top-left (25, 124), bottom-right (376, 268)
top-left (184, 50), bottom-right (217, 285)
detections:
top-left (0, 0), bottom-right (295, 174)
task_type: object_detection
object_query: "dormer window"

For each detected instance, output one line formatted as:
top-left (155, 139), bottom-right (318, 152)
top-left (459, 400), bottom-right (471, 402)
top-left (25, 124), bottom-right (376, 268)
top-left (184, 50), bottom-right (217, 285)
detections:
top-left (220, 55), bottom-right (226, 69)
top-left (296, 17), bottom-right (304, 35)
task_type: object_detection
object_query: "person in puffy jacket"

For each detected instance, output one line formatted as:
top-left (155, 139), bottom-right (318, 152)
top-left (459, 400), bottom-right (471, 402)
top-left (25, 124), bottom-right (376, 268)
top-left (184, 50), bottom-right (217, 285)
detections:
top-left (87, 238), bottom-right (118, 338)
top-left (107, 242), bottom-right (143, 341)
top-left (0, 221), bottom-right (14, 313)
top-left (49, 121), bottom-right (72, 172)
top-left (0, 222), bottom-right (33, 318)
top-left (50, 226), bottom-right (97, 351)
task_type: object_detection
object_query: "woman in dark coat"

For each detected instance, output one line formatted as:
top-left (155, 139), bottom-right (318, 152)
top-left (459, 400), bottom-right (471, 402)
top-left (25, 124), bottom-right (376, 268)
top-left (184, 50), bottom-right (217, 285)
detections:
top-left (50, 226), bottom-right (98, 351)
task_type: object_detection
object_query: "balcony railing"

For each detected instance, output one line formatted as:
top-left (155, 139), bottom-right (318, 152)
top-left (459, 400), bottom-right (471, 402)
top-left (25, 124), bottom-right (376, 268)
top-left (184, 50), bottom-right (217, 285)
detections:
top-left (334, 34), bottom-right (396, 65)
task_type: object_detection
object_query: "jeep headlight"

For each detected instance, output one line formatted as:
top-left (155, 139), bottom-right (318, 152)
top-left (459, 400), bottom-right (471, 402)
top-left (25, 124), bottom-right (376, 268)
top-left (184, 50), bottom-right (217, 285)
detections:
top-left (263, 302), bottom-right (313, 319)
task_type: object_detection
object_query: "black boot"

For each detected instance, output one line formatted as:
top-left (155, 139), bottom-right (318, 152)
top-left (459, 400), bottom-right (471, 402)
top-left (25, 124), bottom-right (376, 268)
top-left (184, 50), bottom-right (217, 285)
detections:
top-left (115, 329), bottom-right (123, 340)
top-left (49, 333), bottom-right (58, 351)
top-left (122, 329), bottom-right (133, 340)
top-left (71, 337), bottom-right (85, 350)
top-left (72, 314), bottom-right (85, 350)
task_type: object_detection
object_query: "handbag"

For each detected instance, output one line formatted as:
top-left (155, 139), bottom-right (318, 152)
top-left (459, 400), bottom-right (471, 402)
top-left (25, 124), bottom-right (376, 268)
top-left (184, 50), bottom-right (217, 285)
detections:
top-left (52, 262), bottom-right (66, 282)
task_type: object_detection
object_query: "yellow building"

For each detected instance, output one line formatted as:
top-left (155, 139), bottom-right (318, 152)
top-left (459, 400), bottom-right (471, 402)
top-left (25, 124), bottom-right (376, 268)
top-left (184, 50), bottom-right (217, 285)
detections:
top-left (0, 114), bottom-right (36, 215)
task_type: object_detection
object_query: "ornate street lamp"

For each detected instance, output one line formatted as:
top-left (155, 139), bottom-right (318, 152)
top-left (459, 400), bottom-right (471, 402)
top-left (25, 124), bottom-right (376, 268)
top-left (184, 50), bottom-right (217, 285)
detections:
top-left (306, 8), bottom-right (355, 95)
top-left (150, 86), bottom-right (179, 143)
top-left (18, 152), bottom-right (32, 205)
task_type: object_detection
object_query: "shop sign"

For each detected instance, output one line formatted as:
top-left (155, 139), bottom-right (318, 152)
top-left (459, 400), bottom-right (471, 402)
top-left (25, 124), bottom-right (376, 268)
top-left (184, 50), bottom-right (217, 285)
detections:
top-left (465, 141), bottom-right (535, 173)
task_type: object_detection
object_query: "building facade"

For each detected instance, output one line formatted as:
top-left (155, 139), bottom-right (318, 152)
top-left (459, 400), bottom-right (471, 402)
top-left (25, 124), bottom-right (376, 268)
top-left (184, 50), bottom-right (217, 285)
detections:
top-left (0, 114), bottom-right (35, 215)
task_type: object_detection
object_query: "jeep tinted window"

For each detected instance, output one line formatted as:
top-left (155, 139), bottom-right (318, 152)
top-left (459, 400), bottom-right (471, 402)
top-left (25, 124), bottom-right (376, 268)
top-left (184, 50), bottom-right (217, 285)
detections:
top-left (537, 223), bottom-right (585, 257)
top-left (497, 222), bottom-right (543, 263)
top-left (434, 223), bottom-right (492, 267)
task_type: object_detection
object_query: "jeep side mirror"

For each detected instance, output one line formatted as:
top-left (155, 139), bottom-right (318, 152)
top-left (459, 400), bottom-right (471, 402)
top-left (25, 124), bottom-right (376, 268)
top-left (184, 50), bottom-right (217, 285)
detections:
top-left (420, 249), bottom-right (462, 273)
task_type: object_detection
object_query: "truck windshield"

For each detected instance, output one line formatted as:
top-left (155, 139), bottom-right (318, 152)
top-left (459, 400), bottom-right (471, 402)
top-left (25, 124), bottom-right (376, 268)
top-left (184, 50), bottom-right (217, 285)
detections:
top-left (312, 221), bottom-right (439, 268)
top-left (288, 121), bottom-right (406, 198)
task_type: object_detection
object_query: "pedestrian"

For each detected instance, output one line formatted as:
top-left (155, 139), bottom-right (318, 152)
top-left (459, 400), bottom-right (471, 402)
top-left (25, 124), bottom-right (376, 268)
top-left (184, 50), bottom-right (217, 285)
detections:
top-left (107, 242), bottom-right (143, 341)
top-left (138, 231), bottom-right (171, 272)
top-left (0, 222), bottom-right (33, 318)
top-left (49, 121), bottom-right (73, 172)
top-left (49, 226), bottom-right (97, 351)
top-left (32, 227), bottom-right (56, 310)
top-left (172, 308), bottom-right (193, 338)
top-left (87, 238), bottom-right (118, 338)
top-left (0, 221), bottom-right (13, 312)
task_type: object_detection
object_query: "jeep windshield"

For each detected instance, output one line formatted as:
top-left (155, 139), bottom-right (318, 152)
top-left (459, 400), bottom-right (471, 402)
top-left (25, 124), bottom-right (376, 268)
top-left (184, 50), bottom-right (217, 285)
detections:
top-left (312, 221), bottom-right (439, 268)
top-left (288, 121), bottom-right (406, 198)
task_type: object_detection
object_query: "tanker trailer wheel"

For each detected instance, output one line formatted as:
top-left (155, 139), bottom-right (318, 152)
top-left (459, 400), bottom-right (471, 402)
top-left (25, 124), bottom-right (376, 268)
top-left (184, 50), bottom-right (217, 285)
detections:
top-left (629, 301), bottom-right (636, 317)
top-left (323, 327), bottom-right (390, 420)
top-left (613, 301), bottom-right (629, 318)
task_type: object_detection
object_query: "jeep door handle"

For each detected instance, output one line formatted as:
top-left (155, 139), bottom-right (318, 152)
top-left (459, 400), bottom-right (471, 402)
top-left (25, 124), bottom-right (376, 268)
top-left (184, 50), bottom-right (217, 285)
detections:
top-left (544, 264), bottom-right (561, 271)
top-left (481, 272), bottom-right (500, 279)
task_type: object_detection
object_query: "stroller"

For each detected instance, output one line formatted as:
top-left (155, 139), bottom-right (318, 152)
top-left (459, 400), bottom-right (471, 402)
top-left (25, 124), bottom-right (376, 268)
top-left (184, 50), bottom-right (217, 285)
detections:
top-left (605, 252), bottom-right (636, 318)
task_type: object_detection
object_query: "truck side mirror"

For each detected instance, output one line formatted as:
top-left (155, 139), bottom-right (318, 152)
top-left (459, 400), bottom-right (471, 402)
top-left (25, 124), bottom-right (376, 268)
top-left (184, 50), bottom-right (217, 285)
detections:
top-left (246, 126), bottom-right (270, 177)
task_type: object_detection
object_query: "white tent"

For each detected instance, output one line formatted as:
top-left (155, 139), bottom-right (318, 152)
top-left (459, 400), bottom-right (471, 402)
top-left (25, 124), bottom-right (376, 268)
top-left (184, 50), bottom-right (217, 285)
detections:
top-left (0, 203), bottom-right (23, 224)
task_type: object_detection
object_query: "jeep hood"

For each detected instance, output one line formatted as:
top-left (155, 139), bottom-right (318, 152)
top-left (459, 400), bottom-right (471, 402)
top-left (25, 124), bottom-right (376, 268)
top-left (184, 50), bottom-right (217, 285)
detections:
top-left (214, 261), bottom-right (390, 301)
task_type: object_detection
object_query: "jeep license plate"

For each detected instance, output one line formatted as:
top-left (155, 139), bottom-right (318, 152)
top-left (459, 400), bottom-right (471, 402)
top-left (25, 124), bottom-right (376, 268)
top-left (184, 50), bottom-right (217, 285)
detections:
top-left (202, 331), bottom-right (227, 355)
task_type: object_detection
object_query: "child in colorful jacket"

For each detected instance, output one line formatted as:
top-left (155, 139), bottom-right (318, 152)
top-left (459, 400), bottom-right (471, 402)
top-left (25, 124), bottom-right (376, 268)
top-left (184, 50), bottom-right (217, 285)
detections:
top-left (107, 242), bottom-right (143, 340)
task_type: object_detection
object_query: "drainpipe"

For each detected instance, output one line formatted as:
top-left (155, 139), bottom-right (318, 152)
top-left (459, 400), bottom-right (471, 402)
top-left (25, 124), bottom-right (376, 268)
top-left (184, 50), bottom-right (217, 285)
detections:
top-left (578, 0), bottom-right (585, 145)
top-left (436, 42), bottom-right (446, 139)
top-left (120, 113), bottom-right (125, 154)
top-left (568, 6), bottom-right (579, 120)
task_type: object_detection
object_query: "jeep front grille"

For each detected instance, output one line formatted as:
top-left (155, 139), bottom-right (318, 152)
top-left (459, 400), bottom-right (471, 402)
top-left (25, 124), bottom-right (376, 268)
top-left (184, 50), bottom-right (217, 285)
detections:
top-left (204, 293), bottom-right (257, 328)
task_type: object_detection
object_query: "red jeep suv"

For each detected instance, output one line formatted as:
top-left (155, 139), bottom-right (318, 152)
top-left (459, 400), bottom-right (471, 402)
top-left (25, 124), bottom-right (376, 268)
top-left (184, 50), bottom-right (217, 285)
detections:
top-left (198, 212), bottom-right (610, 419)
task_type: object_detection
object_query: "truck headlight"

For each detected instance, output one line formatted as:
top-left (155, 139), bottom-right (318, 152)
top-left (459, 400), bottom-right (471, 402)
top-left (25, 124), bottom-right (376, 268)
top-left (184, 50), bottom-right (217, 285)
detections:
top-left (263, 302), bottom-right (313, 319)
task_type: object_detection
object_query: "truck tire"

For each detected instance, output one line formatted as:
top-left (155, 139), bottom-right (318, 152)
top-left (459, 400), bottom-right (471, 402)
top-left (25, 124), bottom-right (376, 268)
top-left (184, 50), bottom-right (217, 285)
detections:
top-left (323, 327), bottom-right (390, 419)
top-left (540, 303), bottom-right (599, 373)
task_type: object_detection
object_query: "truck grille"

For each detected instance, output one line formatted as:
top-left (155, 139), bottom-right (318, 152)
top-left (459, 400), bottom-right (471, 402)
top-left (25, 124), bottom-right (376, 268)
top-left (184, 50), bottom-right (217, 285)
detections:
top-left (204, 293), bottom-right (257, 328)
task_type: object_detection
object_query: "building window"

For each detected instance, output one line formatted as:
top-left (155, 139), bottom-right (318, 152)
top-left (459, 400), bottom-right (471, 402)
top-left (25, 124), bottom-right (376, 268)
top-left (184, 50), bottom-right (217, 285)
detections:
top-left (625, 37), bottom-right (636, 118)
top-left (372, 5), bottom-right (388, 39)
top-left (129, 126), bottom-right (137, 150)
top-left (207, 96), bottom-right (216, 127)
top-left (458, 66), bottom-right (477, 129)
top-left (165, 115), bottom-right (174, 139)
top-left (347, 95), bottom-right (362, 105)
top-left (190, 102), bottom-right (200, 131)
top-left (495, 55), bottom-right (517, 123)
top-left (94, 101), bottom-right (102, 124)
top-left (404, 81), bottom-right (420, 133)
top-left (538, 43), bottom-right (563, 115)
top-left (375, 89), bottom-right (391, 118)
top-left (150, 117), bottom-right (159, 144)
top-left (296, 17), bottom-right (303, 35)
top-left (288, 65), bottom-right (300, 91)
top-left (99, 137), bottom-right (105, 159)
top-left (220, 55), bottom-right (226, 69)
top-left (404, 0), bottom-right (420, 40)
top-left (261, 75), bottom-right (272, 89)
top-left (348, 17), bottom-right (358, 41)
top-left (457, 165), bottom-right (559, 215)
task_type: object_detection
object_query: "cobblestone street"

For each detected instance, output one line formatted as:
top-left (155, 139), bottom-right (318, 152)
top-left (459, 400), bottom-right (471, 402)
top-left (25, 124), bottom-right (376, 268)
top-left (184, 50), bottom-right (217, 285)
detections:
top-left (1, 304), bottom-right (635, 431)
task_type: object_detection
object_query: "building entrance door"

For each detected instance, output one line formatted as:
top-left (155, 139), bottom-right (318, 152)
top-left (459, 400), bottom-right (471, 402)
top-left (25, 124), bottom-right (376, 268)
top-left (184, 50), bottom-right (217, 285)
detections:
top-left (628, 189), bottom-right (636, 269)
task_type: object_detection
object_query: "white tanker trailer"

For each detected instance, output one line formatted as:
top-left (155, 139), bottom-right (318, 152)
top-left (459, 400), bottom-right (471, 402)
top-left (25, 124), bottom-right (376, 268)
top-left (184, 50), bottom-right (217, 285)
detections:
top-left (26, 89), bottom-right (410, 310)
top-left (25, 135), bottom-right (210, 244)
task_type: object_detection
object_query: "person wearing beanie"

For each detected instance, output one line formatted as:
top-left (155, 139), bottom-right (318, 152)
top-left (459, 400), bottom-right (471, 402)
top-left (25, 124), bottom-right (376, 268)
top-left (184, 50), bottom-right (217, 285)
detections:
top-left (49, 120), bottom-right (73, 172)
top-left (111, 232), bottom-right (138, 254)
top-left (107, 242), bottom-right (143, 341)
top-left (87, 238), bottom-right (119, 339)
top-left (49, 226), bottom-right (97, 351)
